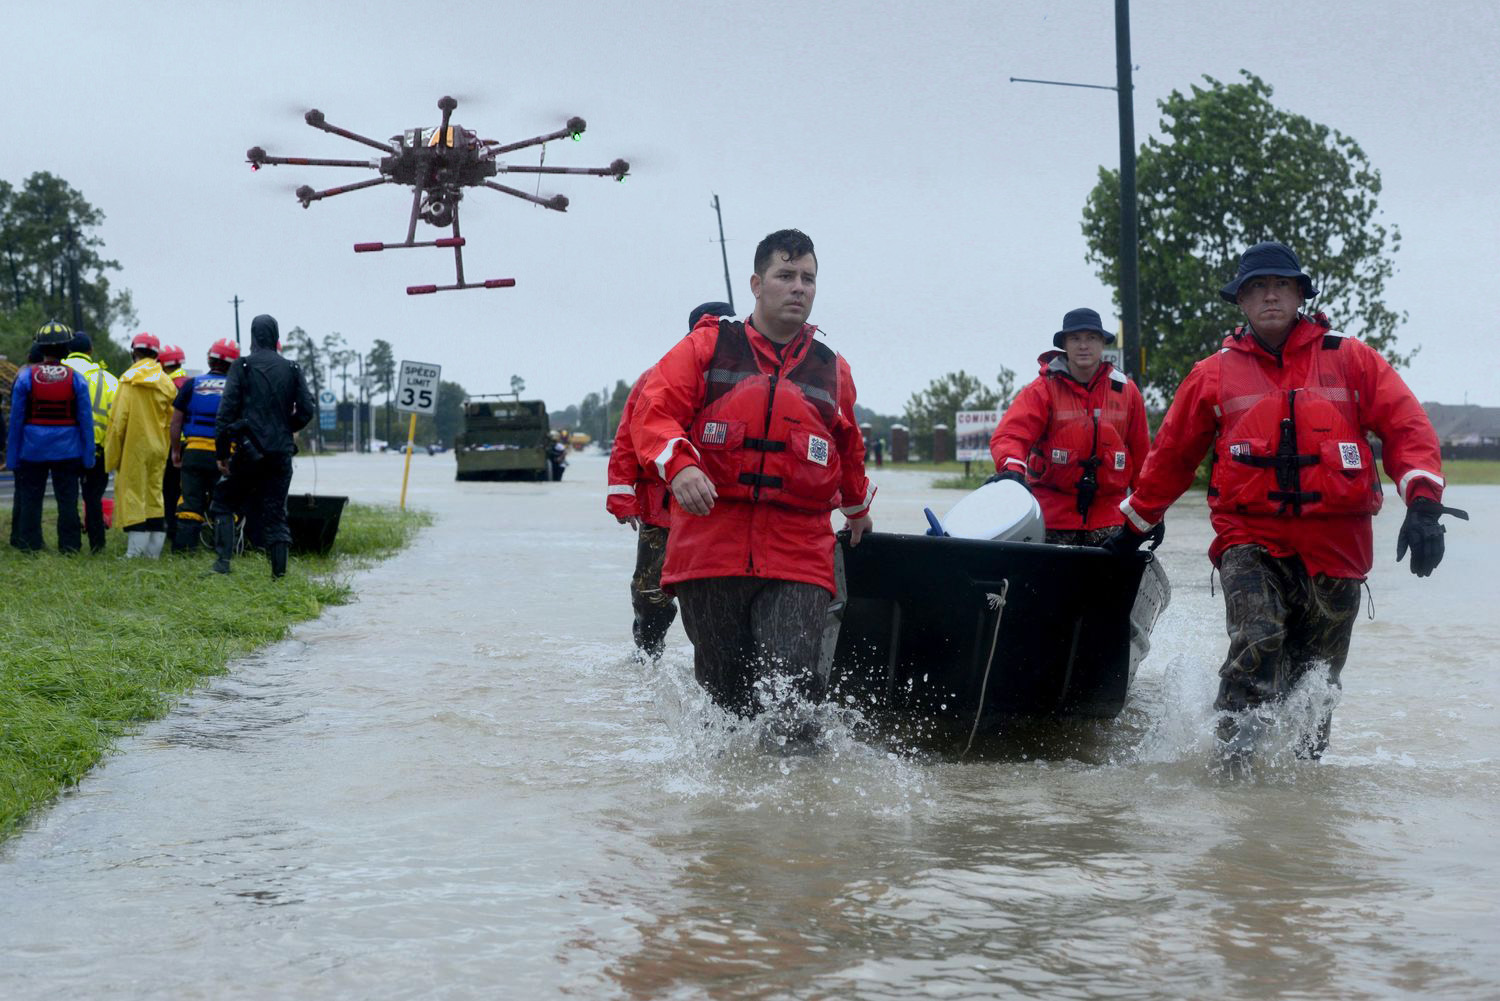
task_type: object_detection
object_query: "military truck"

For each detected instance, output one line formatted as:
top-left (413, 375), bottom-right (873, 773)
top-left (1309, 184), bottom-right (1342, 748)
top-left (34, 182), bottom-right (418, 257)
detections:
top-left (454, 396), bottom-right (550, 481)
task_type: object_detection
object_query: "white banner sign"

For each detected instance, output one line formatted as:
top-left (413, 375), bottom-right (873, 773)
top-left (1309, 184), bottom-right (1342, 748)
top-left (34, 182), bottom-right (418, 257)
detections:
top-left (396, 360), bottom-right (442, 415)
top-left (954, 409), bottom-right (1001, 462)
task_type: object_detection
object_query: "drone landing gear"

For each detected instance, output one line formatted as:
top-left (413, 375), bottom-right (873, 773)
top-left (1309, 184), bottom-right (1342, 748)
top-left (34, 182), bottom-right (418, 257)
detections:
top-left (354, 210), bottom-right (514, 295)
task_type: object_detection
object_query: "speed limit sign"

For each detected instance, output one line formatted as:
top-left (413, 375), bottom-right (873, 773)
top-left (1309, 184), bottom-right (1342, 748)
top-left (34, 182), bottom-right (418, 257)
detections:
top-left (396, 360), bottom-right (441, 415)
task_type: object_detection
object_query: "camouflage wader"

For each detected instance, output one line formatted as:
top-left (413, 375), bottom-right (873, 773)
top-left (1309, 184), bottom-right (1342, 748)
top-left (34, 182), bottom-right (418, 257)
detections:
top-left (1215, 543), bottom-right (1362, 754)
top-left (1045, 527), bottom-right (1117, 547)
top-left (675, 576), bottom-right (829, 717)
top-left (631, 524), bottom-right (677, 658)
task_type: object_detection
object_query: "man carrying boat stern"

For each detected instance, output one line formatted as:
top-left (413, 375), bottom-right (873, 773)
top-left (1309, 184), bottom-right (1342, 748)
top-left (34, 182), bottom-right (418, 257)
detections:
top-left (630, 230), bottom-right (874, 729)
top-left (1103, 241), bottom-right (1464, 758)
top-left (989, 307), bottom-right (1151, 545)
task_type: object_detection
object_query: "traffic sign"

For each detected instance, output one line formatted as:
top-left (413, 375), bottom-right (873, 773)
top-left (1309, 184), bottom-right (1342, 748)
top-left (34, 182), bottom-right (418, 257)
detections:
top-left (318, 389), bottom-right (337, 431)
top-left (396, 360), bottom-right (441, 416)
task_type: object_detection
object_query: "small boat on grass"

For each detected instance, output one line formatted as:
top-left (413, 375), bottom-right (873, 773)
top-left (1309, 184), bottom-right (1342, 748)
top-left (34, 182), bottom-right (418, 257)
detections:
top-left (822, 481), bottom-right (1170, 744)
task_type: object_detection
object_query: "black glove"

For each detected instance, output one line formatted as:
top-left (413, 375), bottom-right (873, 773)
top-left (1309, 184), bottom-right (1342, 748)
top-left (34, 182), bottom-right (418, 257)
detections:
top-left (983, 469), bottom-right (1029, 491)
top-left (1396, 497), bottom-right (1469, 577)
top-left (1099, 521), bottom-right (1165, 557)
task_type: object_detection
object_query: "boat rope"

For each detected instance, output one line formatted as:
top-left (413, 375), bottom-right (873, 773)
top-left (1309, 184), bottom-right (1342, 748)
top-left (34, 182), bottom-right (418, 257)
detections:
top-left (961, 579), bottom-right (1010, 759)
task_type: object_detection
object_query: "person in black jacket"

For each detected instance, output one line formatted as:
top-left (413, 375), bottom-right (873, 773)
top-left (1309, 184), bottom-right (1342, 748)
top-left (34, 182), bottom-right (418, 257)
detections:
top-left (210, 314), bottom-right (315, 577)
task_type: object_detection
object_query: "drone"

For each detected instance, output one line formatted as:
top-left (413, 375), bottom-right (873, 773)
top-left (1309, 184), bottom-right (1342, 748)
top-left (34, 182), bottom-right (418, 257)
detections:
top-left (247, 95), bottom-right (629, 294)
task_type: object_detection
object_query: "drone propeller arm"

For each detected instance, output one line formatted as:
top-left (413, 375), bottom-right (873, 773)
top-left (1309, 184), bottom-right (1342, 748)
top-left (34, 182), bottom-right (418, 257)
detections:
top-left (486, 126), bottom-right (575, 156)
top-left (499, 159), bottom-right (629, 179)
top-left (250, 153), bottom-right (381, 169)
top-left (303, 110), bottom-right (395, 154)
top-left (297, 176), bottom-right (392, 206)
top-left (482, 180), bottom-right (569, 212)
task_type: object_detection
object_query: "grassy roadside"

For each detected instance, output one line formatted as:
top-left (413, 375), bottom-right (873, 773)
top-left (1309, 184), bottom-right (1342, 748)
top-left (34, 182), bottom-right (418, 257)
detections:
top-left (0, 502), bottom-right (431, 840)
top-left (918, 458), bottom-right (1500, 490)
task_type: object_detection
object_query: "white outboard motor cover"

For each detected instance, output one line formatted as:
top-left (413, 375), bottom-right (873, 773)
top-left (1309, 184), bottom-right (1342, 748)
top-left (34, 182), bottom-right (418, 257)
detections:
top-left (940, 479), bottom-right (1045, 543)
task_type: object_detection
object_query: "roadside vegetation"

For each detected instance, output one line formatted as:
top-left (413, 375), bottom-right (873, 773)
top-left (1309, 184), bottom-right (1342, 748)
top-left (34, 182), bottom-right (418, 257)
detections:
top-left (0, 502), bottom-right (430, 840)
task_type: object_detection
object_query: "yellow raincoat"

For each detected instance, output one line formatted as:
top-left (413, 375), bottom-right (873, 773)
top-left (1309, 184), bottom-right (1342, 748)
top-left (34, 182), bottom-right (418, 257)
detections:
top-left (104, 357), bottom-right (178, 529)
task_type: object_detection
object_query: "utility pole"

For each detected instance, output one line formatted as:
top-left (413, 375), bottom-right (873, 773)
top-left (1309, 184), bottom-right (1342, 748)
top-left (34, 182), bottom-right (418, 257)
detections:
top-left (230, 296), bottom-right (244, 347)
top-left (1009, 0), bottom-right (1140, 380)
top-left (711, 194), bottom-right (735, 314)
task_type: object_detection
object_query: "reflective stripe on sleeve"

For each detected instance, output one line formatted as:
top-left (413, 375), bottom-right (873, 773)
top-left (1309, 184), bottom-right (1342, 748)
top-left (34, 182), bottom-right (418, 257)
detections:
top-left (1003, 457), bottom-right (1027, 472)
top-left (840, 482), bottom-right (877, 518)
top-left (1119, 497), bottom-right (1152, 533)
top-left (606, 484), bottom-right (636, 496)
top-left (652, 437), bottom-right (699, 480)
top-left (1397, 468), bottom-right (1444, 500)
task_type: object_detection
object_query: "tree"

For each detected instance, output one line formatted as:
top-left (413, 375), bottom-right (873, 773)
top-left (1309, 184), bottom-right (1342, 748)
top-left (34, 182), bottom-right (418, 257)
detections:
top-left (367, 338), bottom-right (396, 442)
top-left (283, 326), bottom-right (323, 449)
top-left (0, 172), bottom-right (136, 367)
top-left (902, 369), bottom-right (1016, 457)
top-left (1083, 71), bottom-right (1406, 399)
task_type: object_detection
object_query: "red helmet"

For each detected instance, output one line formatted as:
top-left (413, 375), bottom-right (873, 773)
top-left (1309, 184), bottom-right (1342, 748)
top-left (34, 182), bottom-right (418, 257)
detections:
top-left (207, 338), bottom-right (241, 362)
top-left (130, 332), bottom-right (160, 354)
top-left (157, 343), bottom-right (185, 366)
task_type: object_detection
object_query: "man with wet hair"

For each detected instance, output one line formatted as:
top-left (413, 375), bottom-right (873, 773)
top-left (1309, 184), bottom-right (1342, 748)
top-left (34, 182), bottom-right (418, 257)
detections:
top-left (1103, 241), bottom-right (1462, 759)
top-left (631, 230), bottom-right (874, 732)
top-left (210, 314), bottom-right (316, 578)
top-left (607, 300), bottom-right (734, 661)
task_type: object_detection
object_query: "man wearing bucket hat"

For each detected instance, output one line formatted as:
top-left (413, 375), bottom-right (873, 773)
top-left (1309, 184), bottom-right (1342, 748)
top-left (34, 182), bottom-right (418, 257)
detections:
top-left (989, 307), bottom-right (1151, 545)
top-left (1103, 240), bottom-right (1463, 759)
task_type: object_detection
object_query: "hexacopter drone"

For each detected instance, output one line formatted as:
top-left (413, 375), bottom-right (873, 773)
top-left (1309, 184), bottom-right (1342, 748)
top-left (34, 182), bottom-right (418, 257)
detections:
top-left (247, 95), bottom-right (629, 294)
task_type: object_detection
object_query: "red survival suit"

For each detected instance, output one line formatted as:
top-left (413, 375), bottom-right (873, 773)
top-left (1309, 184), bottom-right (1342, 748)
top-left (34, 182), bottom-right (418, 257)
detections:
top-left (989, 352), bottom-right (1150, 531)
top-left (630, 316), bottom-right (874, 596)
top-left (1121, 315), bottom-right (1445, 579)
top-left (606, 373), bottom-right (672, 529)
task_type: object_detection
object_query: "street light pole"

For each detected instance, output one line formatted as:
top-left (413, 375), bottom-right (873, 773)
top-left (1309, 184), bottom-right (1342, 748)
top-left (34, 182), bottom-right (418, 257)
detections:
top-left (711, 194), bottom-right (735, 314)
top-left (1010, 0), bottom-right (1140, 380)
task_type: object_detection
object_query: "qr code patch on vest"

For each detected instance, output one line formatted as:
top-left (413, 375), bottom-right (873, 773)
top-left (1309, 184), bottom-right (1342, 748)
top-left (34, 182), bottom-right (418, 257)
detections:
top-left (700, 421), bottom-right (727, 445)
top-left (1337, 442), bottom-right (1363, 469)
top-left (1114, 451), bottom-right (1127, 471)
top-left (807, 434), bottom-right (830, 466)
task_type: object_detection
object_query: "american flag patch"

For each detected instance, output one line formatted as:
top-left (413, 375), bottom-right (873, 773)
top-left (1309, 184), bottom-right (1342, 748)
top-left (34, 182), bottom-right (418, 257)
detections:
top-left (1051, 448), bottom-right (1070, 464)
top-left (1337, 442), bottom-right (1363, 469)
top-left (1229, 442), bottom-right (1250, 457)
top-left (700, 421), bottom-right (728, 445)
top-left (806, 434), bottom-right (830, 466)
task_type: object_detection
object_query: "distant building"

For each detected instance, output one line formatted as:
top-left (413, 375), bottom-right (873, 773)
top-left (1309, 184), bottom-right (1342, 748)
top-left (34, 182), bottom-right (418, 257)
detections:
top-left (1423, 402), bottom-right (1500, 459)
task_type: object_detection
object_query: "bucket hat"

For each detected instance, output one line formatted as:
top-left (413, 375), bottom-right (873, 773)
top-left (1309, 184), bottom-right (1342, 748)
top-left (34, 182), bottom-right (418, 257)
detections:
top-left (1053, 308), bottom-right (1115, 349)
top-left (1220, 241), bottom-right (1317, 303)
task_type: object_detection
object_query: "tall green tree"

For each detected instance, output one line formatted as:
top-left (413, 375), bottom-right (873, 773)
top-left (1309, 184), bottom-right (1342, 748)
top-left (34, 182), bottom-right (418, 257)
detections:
top-left (367, 338), bottom-right (396, 442)
top-left (902, 369), bottom-right (1016, 458)
top-left (1082, 71), bottom-right (1406, 398)
top-left (0, 173), bottom-right (135, 366)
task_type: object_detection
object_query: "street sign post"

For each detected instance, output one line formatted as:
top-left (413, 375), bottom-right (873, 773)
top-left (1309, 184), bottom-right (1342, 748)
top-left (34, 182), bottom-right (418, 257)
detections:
top-left (318, 389), bottom-right (337, 434)
top-left (395, 360), bottom-right (441, 509)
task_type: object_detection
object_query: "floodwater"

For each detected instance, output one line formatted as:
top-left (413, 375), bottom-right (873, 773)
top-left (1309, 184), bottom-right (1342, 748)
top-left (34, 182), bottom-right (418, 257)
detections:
top-left (3, 451), bottom-right (1497, 1000)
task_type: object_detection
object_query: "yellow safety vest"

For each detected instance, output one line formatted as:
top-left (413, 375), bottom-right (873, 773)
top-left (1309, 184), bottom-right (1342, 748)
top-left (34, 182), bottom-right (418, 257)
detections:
top-left (63, 353), bottom-right (119, 441)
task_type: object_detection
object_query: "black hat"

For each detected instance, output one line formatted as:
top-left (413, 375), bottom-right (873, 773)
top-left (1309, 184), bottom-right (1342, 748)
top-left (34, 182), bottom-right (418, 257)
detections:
top-left (68, 331), bottom-right (93, 355)
top-left (688, 301), bottom-right (734, 331)
top-left (1052, 308), bottom-right (1115, 349)
top-left (1220, 241), bottom-right (1317, 303)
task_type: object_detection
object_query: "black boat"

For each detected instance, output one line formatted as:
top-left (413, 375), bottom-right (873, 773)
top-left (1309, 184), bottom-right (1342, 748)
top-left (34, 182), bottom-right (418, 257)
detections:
top-left (824, 531), bottom-right (1169, 734)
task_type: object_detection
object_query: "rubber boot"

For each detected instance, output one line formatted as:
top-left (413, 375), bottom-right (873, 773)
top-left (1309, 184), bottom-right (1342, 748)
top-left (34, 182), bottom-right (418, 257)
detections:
top-left (269, 542), bottom-right (288, 580)
top-left (211, 518), bottom-right (235, 574)
top-left (124, 531), bottom-right (150, 558)
top-left (174, 521), bottom-right (199, 553)
top-left (145, 531), bottom-right (166, 558)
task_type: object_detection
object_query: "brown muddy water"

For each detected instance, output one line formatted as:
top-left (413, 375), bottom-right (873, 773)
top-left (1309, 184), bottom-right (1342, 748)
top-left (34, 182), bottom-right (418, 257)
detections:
top-left (2, 452), bottom-right (1497, 1000)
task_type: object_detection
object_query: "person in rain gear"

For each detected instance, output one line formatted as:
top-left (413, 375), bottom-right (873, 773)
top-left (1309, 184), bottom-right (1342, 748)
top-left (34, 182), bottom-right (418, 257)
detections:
top-left (630, 230), bottom-right (874, 726)
top-left (169, 338), bottom-right (239, 551)
top-left (62, 330), bottom-right (118, 553)
top-left (606, 300), bottom-right (733, 660)
top-left (1102, 241), bottom-right (1463, 760)
top-left (210, 314), bottom-right (315, 578)
top-left (104, 332), bottom-right (177, 557)
top-left (7, 320), bottom-right (94, 553)
top-left (989, 307), bottom-right (1151, 545)
top-left (157, 343), bottom-right (189, 544)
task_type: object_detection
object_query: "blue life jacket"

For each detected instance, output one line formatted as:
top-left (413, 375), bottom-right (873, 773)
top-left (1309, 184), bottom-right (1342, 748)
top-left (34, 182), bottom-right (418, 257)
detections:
top-left (184, 373), bottom-right (228, 437)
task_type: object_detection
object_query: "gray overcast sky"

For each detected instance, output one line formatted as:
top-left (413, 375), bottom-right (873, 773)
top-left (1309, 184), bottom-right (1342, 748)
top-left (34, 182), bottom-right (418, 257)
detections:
top-left (5, 0), bottom-right (1497, 415)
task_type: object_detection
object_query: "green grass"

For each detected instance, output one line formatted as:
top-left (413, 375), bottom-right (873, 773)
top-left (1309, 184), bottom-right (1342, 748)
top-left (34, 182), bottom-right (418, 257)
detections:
top-left (0, 502), bottom-right (430, 839)
top-left (1441, 459), bottom-right (1500, 485)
